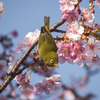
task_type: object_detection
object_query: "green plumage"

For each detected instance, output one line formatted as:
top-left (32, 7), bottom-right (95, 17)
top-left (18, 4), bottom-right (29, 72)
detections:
top-left (38, 16), bottom-right (58, 67)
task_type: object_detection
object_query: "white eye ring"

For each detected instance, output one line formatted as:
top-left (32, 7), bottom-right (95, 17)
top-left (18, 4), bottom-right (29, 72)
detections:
top-left (50, 59), bottom-right (53, 63)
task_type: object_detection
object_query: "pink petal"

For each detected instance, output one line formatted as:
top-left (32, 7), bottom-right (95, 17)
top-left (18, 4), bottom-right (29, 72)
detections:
top-left (58, 56), bottom-right (66, 64)
top-left (35, 83), bottom-right (42, 87)
top-left (37, 87), bottom-right (44, 94)
top-left (52, 74), bottom-right (61, 81)
top-left (44, 88), bottom-right (50, 95)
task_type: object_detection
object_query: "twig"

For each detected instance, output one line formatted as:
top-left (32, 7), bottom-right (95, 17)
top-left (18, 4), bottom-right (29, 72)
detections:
top-left (53, 29), bottom-right (66, 33)
top-left (49, 19), bottom-right (66, 32)
top-left (0, 19), bottom-right (66, 93)
top-left (16, 61), bottom-right (43, 75)
top-left (54, 37), bottom-right (64, 41)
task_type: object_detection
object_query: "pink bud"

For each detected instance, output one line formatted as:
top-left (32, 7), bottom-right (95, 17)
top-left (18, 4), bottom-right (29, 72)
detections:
top-left (11, 30), bottom-right (18, 37)
top-left (77, 6), bottom-right (80, 11)
top-left (77, 6), bottom-right (81, 14)
top-left (62, 11), bottom-right (65, 14)
top-left (91, 9), bottom-right (95, 14)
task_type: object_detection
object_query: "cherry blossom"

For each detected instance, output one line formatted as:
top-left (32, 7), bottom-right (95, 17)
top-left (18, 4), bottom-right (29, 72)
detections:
top-left (0, 2), bottom-right (5, 20)
top-left (71, 41), bottom-right (85, 59)
top-left (19, 81), bottom-right (34, 91)
top-left (73, 41), bottom-right (85, 55)
top-left (15, 42), bottom-right (23, 53)
top-left (57, 42), bottom-right (72, 64)
top-left (35, 74), bottom-right (62, 95)
top-left (15, 74), bottom-right (34, 90)
top-left (85, 38), bottom-right (100, 56)
top-left (86, 55), bottom-right (100, 67)
top-left (7, 51), bottom-right (18, 74)
top-left (73, 54), bottom-right (91, 67)
top-left (35, 79), bottom-right (51, 95)
top-left (58, 56), bottom-right (69, 64)
top-left (15, 73), bottom-right (25, 84)
top-left (20, 88), bottom-right (35, 100)
top-left (95, 0), bottom-right (100, 8)
top-left (15, 29), bottom-right (40, 53)
top-left (0, 60), bottom-right (7, 77)
top-left (47, 74), bottom-right (63, 91)
top-left (62, 11), bottom-right (79, 24)
top-left (59, 0), bottom-right (78, 12)
top-left (80, 8), bottom-right (95, 27)
top-left (66, 21), bottom-right (84, 40)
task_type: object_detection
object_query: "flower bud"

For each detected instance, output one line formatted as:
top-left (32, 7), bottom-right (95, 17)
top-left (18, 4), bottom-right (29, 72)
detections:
top-left (91, 9), bottom-right (95, 14)
top-left (11, 30), bottom-right (18, 37)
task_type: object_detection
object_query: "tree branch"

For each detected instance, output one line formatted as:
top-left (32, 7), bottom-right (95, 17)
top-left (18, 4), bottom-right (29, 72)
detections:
top-left (0, 19), bottom-right (66, 93)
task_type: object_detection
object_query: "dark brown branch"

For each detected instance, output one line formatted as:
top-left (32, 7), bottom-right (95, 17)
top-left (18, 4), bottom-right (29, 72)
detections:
top-left (50, 19), bottom-right (66, 32)
top-left (0, 19), bottom-right (66, 93)
top-left (53, 29), bottom-right (66, 33)
top-left (54, 37), bottom-right (64, 41)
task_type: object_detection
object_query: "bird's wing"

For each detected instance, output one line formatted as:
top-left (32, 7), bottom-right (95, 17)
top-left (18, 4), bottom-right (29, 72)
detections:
top-left (38, 26), bottom-right (57, 52)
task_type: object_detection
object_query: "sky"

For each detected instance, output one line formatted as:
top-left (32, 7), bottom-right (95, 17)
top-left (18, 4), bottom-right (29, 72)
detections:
top-left (0, 0), bottom-right (100, 100)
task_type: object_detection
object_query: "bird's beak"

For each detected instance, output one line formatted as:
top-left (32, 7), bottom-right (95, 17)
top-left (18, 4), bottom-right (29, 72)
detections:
top-left (54, 64), bottom-right (59, 68)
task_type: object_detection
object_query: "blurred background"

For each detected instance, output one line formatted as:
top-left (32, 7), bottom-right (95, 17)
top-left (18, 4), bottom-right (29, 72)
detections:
top-left (0, 0), bottom-right (100, 100)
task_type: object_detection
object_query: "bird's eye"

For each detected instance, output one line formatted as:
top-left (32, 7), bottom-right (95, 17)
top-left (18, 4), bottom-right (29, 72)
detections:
top-left (50, 59), bottom-right (53, 63)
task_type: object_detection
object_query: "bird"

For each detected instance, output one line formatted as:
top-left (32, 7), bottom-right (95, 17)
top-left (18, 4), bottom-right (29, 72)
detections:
top-left (38, 16), bottom-right (58, 67)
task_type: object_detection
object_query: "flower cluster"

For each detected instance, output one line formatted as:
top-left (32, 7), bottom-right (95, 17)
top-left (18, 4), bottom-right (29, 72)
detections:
top-left (59, 0), bottom-right (78, 12)
top-left (58, 0), bottom-right (95, 40)
top-left (80, 8), bottom-right (95, 27)
top-left (66, 21), bottom-right (84, 40)
top-left (59, 0), bottom-right (78, 24)
top-left (57, 38), bottom-right (100, 67)
top-left (15, 29), bottom-right (40, 53)
top-left (57, 0), bottom-right (100, 67)
top-left (15, 73), bottom-right (34, 90)
top-left (62, 11), bottom-right (79, 24)
top-left (15, 73), bottom-right (35, 100)
top-left (35, 74), bottom-right (63, 95)
top-left (14, 73), bottom-right (62, 99)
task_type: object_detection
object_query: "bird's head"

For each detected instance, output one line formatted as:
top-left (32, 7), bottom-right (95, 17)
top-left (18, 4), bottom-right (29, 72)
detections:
top-left (44, 52), bottom-right (59, 67)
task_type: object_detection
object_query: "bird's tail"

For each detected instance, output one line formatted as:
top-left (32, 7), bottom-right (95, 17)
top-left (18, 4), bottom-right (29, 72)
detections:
top-left (44, 16), bottom-right (50, 34)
